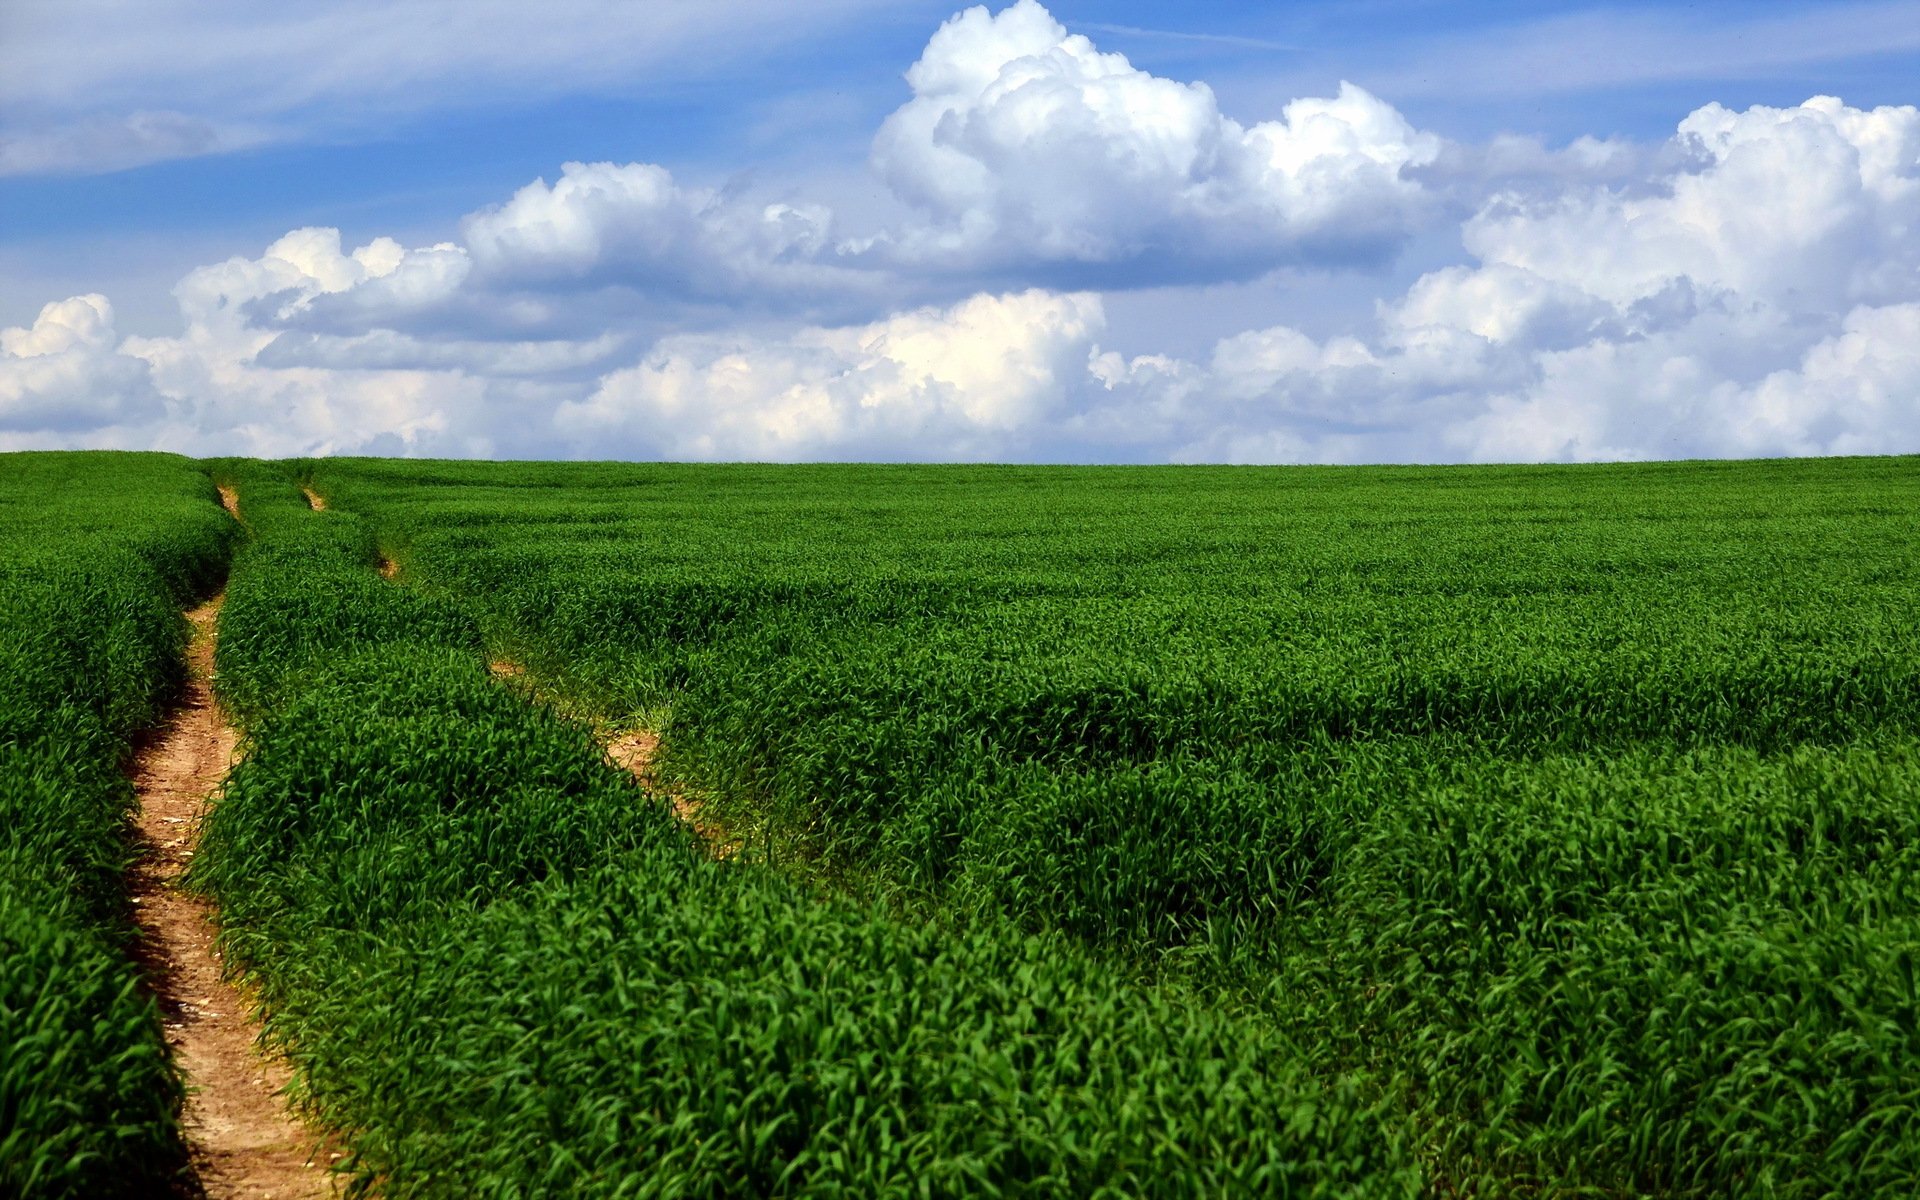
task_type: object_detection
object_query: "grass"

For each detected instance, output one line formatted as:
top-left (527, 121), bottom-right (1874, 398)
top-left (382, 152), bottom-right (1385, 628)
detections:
top-left (191, 463), bottom-right (1416, 1197)
top-left (0, 451), bottom-right (237, 1199)
top-left (306, 453), bottom-right (1920, 1195)
top-left (8, 449), bottom-right (1914, 1195)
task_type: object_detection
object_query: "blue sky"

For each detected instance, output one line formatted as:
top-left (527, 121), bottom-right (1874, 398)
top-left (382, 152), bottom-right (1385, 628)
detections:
top-left (4, 0), bottom-right (1919, 462)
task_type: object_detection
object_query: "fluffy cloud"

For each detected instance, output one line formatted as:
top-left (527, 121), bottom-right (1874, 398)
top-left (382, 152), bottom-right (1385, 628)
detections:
top-left (1450, 300), bottom-right (1920, 463)
top-left (0, 1), bottom-right (1456, 459)
top-left (1164, 95), bottom-right (1920, 463)
top-left (168, 228), bottom-right (452, 336)
top-left (1737, 304), bottom-right (1920, 455)
top-left (567, 93), bottom-right (1918, 465)
top-left (0, 295), bottom-right (163, 438)
top-left (101, 228), bottom-right (585, 457)
top-left (557, 290), bottom-right (1107, 459)
top-left (1462, 96), bottom-right (1920, 315)
top-left (460, 161), bottom-right (878, 316)
top-left (866, 0), bottom-right (1438, 282)
top-left (4, 2), bottom-right (1917, 468)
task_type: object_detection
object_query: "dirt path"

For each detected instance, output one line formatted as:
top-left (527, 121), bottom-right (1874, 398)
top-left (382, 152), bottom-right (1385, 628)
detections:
top-left (128, 489), bottom-right (339, 1199)
top-left (486, 660), bottom-right (738, 856)
top-left (301, 485), bottom-right (396, 580)
top-left (604, 729), bottom-right (738, 854)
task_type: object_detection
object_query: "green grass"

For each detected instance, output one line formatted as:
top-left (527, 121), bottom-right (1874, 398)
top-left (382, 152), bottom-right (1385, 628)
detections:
top-left (0, 451), bottom-right (237, 1199)
top-left (303, 454), bottom-right (1920, 1196)
top-left (192, 465), bottom-right (1416, 1197)
top-left (9, 450), bottom-right (1909, 1195)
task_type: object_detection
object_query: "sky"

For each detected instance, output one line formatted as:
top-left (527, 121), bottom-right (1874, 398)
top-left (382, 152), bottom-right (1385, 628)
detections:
top-left (3, 0), bottom-right (1919, 463)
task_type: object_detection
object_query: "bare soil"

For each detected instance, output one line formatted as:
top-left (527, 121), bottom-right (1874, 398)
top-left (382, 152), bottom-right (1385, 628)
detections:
top-left (129, 509), bottom-right (341, 1197)
top-left (605, 728), bottom-right (668, 803)
top-left (300, 487), bottom-right (326, 511)
top-left (605, 728), bottom-right (740, 856)
top-left (486, 660), bottom-right (738, 856)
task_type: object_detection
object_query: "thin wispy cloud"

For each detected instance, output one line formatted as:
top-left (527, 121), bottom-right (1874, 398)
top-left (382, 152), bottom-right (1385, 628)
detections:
top-left (0, 0), bottom-right (908, 175)
top-left (1076, 23), bottom-right (1304, 54)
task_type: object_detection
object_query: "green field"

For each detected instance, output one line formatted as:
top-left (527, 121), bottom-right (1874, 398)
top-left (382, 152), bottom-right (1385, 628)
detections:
top-left (0, 453), bottom-right (235, 1197)
top-left (5, 452), bottom-right (1919, 1196)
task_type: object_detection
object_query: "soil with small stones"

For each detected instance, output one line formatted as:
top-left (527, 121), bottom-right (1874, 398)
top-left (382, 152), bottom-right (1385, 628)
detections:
top-left (128, 487), bottom-right (341, 1199)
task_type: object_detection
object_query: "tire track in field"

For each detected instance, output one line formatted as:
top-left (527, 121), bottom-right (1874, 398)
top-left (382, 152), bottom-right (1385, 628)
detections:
top-left (314, 476), bottom-right (734, 855)
top-left (486, 660), bottom-right (741, 857)
top-left (129, 485), bottom-right (339, 1199)
top-left (602, 727), bottom-right (740, 855)
top-left (305, 484), bottom-right (396, 578)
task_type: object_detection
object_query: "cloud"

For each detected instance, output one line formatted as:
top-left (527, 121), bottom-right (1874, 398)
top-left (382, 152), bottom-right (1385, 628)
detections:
top-left (1461, 97), bottom-right (1920, 315)
top-left (254, 329), bottom-right (625, 377)
top-left (1445, 300), bottom-right (1920, 463)
top-left (864, 0), bottom-right (1438, 284)
top-left (1736, 303), bottom-right (1920, 455)
top-left (1167, 95), bottom-right (1920, 462)
top-left (169, 227), bottom-right (447, 334)
top-left (0, 111), bottom-right (264, 177)
top-left (4, 13), bottom-right (1917, 469)
top-left (538, 95), bottom-right (1920, 465)
top-left (556, 289), bottom-right (1108, 460)
top-left (102, 228), bottom-right (577, 457)
top-left (460, 161), bottom-right (881, 316)
top-left (1412, 132), bottom-right (1699, 211)
top-left (2, 4), bottom-right (1450, 364)
top-left (0, 295), bottom-right (163, 436)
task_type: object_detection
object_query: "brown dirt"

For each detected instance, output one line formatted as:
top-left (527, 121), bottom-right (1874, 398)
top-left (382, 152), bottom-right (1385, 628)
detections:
top-left (605, 728), bottom-right (740, 857)
top-left (485, 659), bottom-right (737, 856)
top-left (300, 487), bottom-right (326, 511)
top-left (376, 557), bottom-right (398, 581)
top-left (605, 728), bottom-right (665, 795)
top-left (128, 584), bottom-right (342, 1197)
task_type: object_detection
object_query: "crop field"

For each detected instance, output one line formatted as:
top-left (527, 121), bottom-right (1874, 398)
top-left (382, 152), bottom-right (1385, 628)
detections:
top-left (3, 452), bottom-right (1917, 1196)
top-left (303, 455), bottom-right (1920, 1196)
top-left (0, 452), bottom-right (235, 1196)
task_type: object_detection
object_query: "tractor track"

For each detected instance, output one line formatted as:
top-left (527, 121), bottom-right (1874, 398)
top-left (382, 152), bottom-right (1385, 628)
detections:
top-left (127, 486), bottom-right (340, 1199)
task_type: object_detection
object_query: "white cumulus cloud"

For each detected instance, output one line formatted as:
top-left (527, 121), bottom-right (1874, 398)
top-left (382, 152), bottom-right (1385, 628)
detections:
top-left (1462, 96), bottom-right (1920, 316)
top-left (1152, 95), bottom-right (1920, 463)
top-left (4, 7), bottom-right (1917, 470)
top-left (460, 161), bottom-right (877, 316)
top-left (865, 0), bottom-right (1439, 283)
top-left (557, 289), bottom-right (1108, 460)
top-left (0, 295), bottom-right (164, 437)
top-left (109, 229), bottom-right (573, 457)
